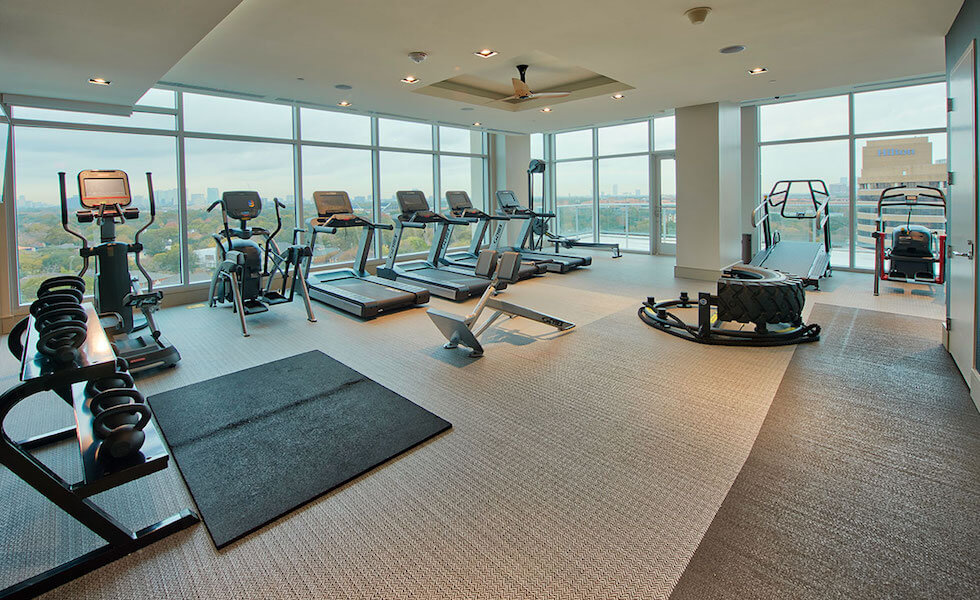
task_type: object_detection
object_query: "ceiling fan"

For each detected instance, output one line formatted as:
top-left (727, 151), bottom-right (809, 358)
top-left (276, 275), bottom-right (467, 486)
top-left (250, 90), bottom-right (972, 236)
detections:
top-left (501, 64), bottom-right (571, 103)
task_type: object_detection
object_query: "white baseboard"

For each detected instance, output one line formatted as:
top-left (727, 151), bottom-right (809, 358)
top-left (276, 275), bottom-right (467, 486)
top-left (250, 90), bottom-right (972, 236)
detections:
top-left (971, 369), bottom-right (980, 414)
top-left (674, 265), bottom-right (723, 281)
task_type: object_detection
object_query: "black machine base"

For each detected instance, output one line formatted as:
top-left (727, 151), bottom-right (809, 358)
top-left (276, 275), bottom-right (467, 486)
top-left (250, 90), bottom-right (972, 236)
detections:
top-left (638, 292), bottom-right (821, 347)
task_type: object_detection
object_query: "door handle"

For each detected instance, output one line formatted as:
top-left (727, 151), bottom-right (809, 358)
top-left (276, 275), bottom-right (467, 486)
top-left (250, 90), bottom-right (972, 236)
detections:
top-left (950, 240), bottom-right (975, 260)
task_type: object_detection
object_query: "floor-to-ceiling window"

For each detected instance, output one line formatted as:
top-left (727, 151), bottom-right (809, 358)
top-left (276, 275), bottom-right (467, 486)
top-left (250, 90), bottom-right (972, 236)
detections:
top-left (5, 89), bottom-right (488, 305)
top-left (757, 82), bottom-right (947, 270)
top-left (542, 115), bottom-right (675, 254)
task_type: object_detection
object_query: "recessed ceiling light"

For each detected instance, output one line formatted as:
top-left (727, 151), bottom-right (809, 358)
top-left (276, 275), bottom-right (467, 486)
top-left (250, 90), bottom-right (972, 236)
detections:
top-left (401, 75), bottom-right (421, 84)
top-left (540, 107), bottom-right (552, 113)
top-left (460, 107), bottom-right (475, 111)
top-left (296, 77), bottom-right (305, 81)
top-left (719, 45), bottom-right (745, 54)
top-left (611, 93), bottom-right (625, 100)
top-left (88, 78), bottom-right (110, 86)
top-left (748, 67), bottom-right (768, 75)
top-left (337, 100), bottom-right (352, 107)
top-left (473, 122), bottom-right (481, 126)
top-left (335, 84), bottom-right (353, 90)
top-left (474, 49), bottom-right (498, 58)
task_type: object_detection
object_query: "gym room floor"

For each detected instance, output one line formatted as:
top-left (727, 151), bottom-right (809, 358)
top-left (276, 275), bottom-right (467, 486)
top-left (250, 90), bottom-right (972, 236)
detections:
top-left (1, 252), bottom-right (976, 599)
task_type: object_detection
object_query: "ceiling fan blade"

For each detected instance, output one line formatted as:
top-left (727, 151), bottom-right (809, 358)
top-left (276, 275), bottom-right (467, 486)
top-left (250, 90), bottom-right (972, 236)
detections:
top-left (512, 78), bottom-right (532, 98)
top-left (530, 91), bottom-right (571, 99)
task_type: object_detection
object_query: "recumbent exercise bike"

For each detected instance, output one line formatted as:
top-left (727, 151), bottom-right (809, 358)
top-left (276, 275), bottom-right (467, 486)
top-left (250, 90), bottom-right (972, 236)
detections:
top-left (872, 185), bottom-right (947, 296)
top-left (207, 191), bottom-right (316, 336)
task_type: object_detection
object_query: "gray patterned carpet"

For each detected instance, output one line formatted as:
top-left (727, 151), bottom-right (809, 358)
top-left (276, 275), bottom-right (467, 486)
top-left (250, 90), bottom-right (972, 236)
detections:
top-left (0, 255), bottom-right (972, 599)
top-left (671, 304), bottom-right (980, 600)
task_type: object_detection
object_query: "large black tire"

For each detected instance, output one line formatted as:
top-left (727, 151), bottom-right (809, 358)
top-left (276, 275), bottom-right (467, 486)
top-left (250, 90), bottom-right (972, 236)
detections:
top-left (716, 265), bottom-right (805, 325)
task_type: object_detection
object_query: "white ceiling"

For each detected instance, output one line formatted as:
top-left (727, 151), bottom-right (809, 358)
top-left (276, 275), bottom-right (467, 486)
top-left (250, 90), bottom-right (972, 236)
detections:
top-left (1, 0), bottom-right (964, 132)
top-left (0, 0), bottom-right (243, 109)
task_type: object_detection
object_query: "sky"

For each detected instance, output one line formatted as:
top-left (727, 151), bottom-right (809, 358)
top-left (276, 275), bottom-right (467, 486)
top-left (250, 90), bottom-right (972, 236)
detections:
top-left (6, 82), bottom-right (946, 212)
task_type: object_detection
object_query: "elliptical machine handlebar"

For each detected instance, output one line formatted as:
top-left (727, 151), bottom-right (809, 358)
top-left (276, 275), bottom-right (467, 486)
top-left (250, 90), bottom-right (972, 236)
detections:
top-left (131, 172), bottom-right (157, 293)
top-left (58, 171), bottom-right (91, 277)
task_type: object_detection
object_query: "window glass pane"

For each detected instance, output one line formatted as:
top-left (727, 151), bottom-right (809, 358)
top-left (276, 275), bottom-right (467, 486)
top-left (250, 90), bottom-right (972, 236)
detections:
top-left (760, 140), bottom-right (850, 266)
top-left (440, 155), bottom-right (486, 248)
top-left (659, 158), bottom-right (676, 245)
top-left (184, 139), bottom-right (296, 282)
top-left (439, 126), bottom-right (482, 154)
top-left (598, 122), bottom-right (648, 155)
top-left (1, 121), bottom-right (8, 200)
top-left (759, 95), bottom-right (849, 142)
top-left (379, 119), bottom-right (432, 150)
top-left (530, 133), bottom-right (544, 160)
top-left (598, 155), bottom-right (649, 251)
top-left (182, 93), bottom-right (292, 138)
top-left (13, 107), bottom-right (175, 130)
top-left (302, 146), bottom-right (374, 266)
top-left (654, 116), bottom-right (676, 151)
top-left (854, 83), bottom-right (946, 134)
top-left (855, 133), bottom-right (947, 269)
top-left (136, 88), bottom-right (176, 109)
top-left (14, 128), bottom-right (180, 302)
top-left (555, 129), bottom-right (592, 160)
top-left (555, 160), bottom-right (593, 239)
top-left (300, 108), bottom-right (371, 145)
top-left (379, 151), bottom-right (434, 255)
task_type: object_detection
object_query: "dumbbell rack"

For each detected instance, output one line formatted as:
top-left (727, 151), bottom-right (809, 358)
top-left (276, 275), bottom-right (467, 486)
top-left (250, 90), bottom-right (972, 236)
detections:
top-left (0, 303), bottom-right (198, 600)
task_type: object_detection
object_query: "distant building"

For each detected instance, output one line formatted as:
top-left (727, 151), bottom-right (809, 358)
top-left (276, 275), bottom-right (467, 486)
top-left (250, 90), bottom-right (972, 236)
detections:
top-left (194, 247), bottom-right (217, 271)
top-left (856, 137), bottom-right (946, 250)
top-left (207, 187), bottom-right (219, 203)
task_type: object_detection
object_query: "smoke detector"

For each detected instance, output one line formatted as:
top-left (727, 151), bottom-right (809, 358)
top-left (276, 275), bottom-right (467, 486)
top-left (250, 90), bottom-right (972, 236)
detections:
top-left (685, 7), bottom-right (711, 25)
top-left (408, 51), bottom-right (428, 64)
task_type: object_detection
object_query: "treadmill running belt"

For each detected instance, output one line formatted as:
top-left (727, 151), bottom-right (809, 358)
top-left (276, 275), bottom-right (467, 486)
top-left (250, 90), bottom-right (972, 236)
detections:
top-left (758, 241), bottom-right (822, 277)
top-left (329, 279), bottom-right (415, 302)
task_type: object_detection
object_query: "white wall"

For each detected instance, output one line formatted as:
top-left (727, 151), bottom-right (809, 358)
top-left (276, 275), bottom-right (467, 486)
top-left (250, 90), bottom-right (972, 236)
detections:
top-left (492, 133), bottom-right (531, 245)
top-left (674, 102), bottom-right (742, 280)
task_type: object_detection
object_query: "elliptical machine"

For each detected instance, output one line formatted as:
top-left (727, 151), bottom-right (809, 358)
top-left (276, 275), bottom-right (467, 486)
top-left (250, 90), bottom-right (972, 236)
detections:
top-left (59, 169), bottom-right (180, 372)
top-left (207, 191), bottom-right (316, 336)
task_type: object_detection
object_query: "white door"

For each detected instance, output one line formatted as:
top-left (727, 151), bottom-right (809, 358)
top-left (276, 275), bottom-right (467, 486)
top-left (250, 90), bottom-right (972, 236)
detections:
top-left (947, 42), bottom-right (977, 381)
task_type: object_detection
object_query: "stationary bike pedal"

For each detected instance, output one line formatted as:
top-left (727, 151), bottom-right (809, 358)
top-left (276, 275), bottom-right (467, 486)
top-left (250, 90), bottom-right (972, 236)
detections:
top-left (260, 292), bottom-right (289, 305)
top-left (242, 299), bottom-right (269, 314)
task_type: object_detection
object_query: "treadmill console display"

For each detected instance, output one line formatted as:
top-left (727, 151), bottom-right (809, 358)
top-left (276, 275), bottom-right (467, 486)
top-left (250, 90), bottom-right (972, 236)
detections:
top-left (78, 170), bottom-right (132, 208)
top-left (496, 190), bottom-right (520, 209)
top-left (313, 191), bottom-right (353, 216)
top-left (445, 191), bottom-right (472, 211)
top-left (396, 190), bottom-right (431, 214)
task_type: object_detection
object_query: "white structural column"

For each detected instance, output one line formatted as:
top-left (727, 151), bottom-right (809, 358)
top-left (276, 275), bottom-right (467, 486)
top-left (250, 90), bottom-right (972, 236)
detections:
top-left (674, 102), bottom-right (743, 280)
top-left (493, 133), bottom-right (531, 246)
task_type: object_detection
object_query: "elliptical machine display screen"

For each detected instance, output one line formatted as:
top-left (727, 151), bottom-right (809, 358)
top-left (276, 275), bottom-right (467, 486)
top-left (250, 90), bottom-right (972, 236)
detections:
top-left (79, 170), bottom-right (131, 208)
top-left (222, 191), bottom-right (262, 220)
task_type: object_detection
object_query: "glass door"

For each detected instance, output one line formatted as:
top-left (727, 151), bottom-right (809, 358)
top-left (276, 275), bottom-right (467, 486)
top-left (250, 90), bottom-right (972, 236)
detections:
top-left (598, 155), bottom-right (651, 252)
top-left (656, 157), bottom-right (676, 253)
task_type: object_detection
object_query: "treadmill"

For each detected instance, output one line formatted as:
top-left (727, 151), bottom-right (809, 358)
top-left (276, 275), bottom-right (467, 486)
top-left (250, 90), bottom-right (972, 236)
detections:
top-left (304, 191), bottom-right (429, 318)
top-left (439, 190), bottom-right (547, 281)
top-left (376, 190), bottom-right (491, 301)
top-left (748, 179), bottom-right (832, 289)
top-left (492, 190), bottom-right (591, 273)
